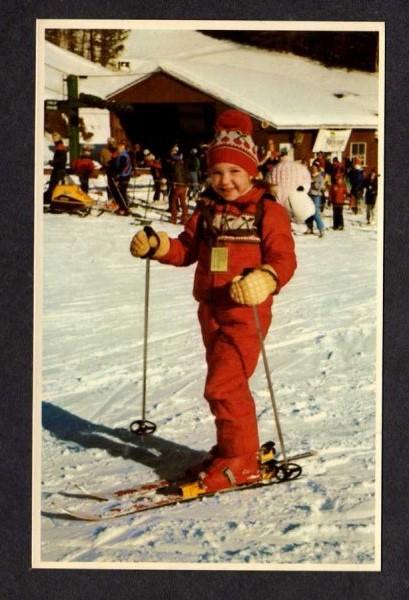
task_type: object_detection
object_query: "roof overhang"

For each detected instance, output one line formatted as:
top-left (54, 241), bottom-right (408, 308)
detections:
top-left (106, 62), bottom-right (378, 131)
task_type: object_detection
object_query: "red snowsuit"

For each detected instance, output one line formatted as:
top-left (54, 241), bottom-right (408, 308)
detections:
top-left (158, 185), bottom-right (297, 458)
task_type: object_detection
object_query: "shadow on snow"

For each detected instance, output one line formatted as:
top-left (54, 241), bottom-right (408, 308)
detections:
top-left (42, 401), bottom-right (205, 481)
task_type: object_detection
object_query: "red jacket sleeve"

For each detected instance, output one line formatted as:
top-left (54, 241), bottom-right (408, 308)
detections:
top-left (158, 211), bottom-right (201, 267)
top-left (261, 201), bottom-right (297, 290)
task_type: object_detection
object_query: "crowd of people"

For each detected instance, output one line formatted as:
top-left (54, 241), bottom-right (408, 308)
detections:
top-left (308, 151), bottom-right (379, 230)
top-left (44, 132), bottom-right (378, 228)
top-left (91, 138), bottom-right (208, 222)
top-left (257, 142), bottom-right (378, 235)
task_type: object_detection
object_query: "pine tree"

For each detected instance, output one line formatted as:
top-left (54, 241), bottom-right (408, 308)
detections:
top-left (45, 28), bottom-right (130, 69)
top-left (98, 30), bottom-right (129, 68)
top-left (201, 31), bottom-right (378, 72)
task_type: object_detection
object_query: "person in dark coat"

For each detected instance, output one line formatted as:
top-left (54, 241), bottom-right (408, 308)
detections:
top-left (44, 136), bottom-right (67, 205)
top-left (167, 145), bottom-right (189, 224)
top-left (112, 141), bottom-right (132, 214)
top-left (364, 169), bottom-right (378, 224)
top-left (348, 160), bottom-right (365, 215)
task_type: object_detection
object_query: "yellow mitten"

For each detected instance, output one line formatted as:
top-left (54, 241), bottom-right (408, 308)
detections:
top-left (230, 265), bottom-right (278, 305)
top-left (130, 229), bottom-right (170, 259)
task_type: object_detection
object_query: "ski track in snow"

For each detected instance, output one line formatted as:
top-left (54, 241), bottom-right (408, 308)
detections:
top-left (39, 204), bottom-right (379, 567)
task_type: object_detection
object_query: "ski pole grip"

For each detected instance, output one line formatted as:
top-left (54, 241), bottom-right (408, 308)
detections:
top-left (143, 225), bottom-right (161, 258)
top-left (144, 225), bottom-right (156, 238)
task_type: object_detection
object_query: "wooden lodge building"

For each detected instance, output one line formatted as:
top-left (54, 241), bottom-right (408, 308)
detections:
top-left (108, 69), bottom-right (378, 170)
top-left (44, 30), bottom-right (380, 170)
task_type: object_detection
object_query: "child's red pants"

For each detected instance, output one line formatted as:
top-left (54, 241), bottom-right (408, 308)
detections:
top-left (198, 300), bottom-right (272, 458)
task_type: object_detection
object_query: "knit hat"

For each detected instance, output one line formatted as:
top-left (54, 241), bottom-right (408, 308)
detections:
top-left (207, 109), bottom-right (259, 176)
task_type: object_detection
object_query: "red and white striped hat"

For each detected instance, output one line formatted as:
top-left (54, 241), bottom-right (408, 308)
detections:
top-left (207, 109), bottom-right (259, 176)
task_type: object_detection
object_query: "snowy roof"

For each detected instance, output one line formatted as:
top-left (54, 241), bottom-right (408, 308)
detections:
top-left (44, 31), bottom-right (379, 129)
top-left (114, 30), bottom-right (379, 130)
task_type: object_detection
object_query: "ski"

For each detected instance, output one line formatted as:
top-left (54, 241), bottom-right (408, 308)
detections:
top-left (73, 449), bottom-right (314, 502)
top-left (56, 448), bottom-right (316, 521)
top-left (59, 477), bottom-right (275, 521)
top-left (72, 478), bottom-right (170, 502)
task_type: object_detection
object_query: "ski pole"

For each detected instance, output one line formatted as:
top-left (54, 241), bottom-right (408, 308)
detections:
top-left (130, 227), bottom-right (158, 436)
top-left (252, 304), bottom-right (289, 469)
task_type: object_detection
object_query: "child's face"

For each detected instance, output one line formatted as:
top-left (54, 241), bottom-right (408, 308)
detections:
top-left (209, 162), bottom-right (253, 201)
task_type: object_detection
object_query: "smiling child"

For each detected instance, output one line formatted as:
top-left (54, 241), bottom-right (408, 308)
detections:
top-left (130, 109), bottom-right (297, 492)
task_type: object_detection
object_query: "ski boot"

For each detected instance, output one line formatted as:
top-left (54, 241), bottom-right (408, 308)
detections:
top-left (181, 454), bottom-right (260, 497)
top-left (185, 440), bottom-right (276, 480)
top-left (181, 441), bottom-right (277, 498)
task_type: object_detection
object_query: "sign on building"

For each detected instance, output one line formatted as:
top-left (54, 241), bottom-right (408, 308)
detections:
top-left (313, 129), bottom-right (352, 153)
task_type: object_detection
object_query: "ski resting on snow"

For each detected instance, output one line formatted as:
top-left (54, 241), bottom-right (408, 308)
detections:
top-left (54, 449), bottom-right (316, 521)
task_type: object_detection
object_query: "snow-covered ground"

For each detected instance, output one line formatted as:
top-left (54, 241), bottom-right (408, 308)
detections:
top-left (35, 195), bottom-right (381, 569)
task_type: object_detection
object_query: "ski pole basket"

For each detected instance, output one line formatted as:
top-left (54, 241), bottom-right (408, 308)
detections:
top-left (129, 419), bottom-right (157, 435)
top-left (275, 462), bottom-right (303, 481)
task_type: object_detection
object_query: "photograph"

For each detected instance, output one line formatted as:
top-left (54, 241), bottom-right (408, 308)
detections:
top-left (33, 19), bottom-right (383, 570)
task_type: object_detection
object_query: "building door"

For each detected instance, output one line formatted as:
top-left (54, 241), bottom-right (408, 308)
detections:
top-left (118, 103), bottom-right (215, 158)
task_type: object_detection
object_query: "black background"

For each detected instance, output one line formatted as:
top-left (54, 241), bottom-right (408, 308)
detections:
top-left (1, 1), bottom-right (408, 598)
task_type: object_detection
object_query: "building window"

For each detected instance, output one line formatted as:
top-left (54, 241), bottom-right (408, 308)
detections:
top-left (350, 142), bottom-right (367, 165)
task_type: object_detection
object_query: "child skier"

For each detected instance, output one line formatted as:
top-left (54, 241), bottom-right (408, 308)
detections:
top-left (130, 110), bottom-right (297, 493)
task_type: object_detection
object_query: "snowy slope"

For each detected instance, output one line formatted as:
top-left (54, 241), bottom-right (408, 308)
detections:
top-left (36, 197), bottom-right (380, 569)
